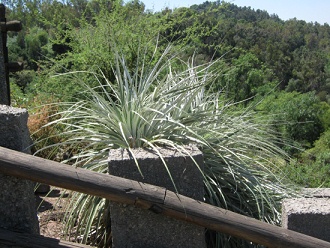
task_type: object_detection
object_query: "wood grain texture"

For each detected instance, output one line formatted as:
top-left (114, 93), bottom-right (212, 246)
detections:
top-left (0, 228), bottom-right (94, 248)
top-left (1, 146), bottom-right (330, 248)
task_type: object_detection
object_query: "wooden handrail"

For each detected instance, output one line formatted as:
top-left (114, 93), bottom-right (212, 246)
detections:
top-left (0, 228), bottom-right (94, 248)
top-left (0, 146), bottom-right (329, 248)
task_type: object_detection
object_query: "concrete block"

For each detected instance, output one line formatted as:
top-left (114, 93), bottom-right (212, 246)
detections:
top-left (0, 105), bottom-right (39, 234)
top-left (282, 190), bottom-right (330, 242)
top-left (0, 105), bottom-right (31, 152)
top-left (108, 145), bottom-right (206, 248)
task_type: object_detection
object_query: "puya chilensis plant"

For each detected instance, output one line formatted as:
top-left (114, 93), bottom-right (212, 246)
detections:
top-left (34, 44), bottom-right (296, 247)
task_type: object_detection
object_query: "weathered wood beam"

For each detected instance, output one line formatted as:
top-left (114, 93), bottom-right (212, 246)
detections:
top-left (0, 228), bottom-right (94, 248)
top-left (0, 146), bottom-right (329, 248)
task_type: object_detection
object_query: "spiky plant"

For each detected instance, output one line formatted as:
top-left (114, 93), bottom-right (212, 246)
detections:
top-left (35, 45), bottom-right (296, 247)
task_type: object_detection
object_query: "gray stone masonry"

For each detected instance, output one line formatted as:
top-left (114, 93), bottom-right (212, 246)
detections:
top-left (0, 105), bottom-right (39, 234)
top-left (108, 145), bottom-right (206, 248)
top-left (282, 188), bottom-right (330, 242)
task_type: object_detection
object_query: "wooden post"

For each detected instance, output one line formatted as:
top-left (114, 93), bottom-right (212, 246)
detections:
top-left (0, 4), bottom-right (22, 105)
top-left (1, 146), bottom-right (330, 248)
top-left (0, 4), bottom-right (7, 105)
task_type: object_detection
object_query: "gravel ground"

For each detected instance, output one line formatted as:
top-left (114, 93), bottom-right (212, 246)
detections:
top-left (35, 187), bottom-right (69, 240)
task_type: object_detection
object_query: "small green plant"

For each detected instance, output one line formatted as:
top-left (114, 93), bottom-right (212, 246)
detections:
top-left (280, 130), bottom-right (330, 188)
top-left (279, 154), bottom-right (330, 188)
top-left (35, 45), bottom-right (297, 247)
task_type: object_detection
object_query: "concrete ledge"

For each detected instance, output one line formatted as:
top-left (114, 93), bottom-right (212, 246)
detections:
top-left (282, 188), bottom-right (330, 242)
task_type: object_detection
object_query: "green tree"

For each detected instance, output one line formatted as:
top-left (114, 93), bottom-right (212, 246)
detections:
top-left (24, 27), bottom-right (52, 70)
top-left (32, 0), bottom-right (163, 101)
top-left (218, 52), bottom-right (272, 102)
top-left (287, 47), bottom-right (327, 92)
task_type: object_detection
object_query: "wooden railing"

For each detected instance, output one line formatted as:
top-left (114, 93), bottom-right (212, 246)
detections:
top-left (0, 146), bottom-right (329, 248)
top-left (0, 228), bottom-right (94, 248)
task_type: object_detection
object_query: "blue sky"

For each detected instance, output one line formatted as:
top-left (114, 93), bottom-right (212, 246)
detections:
top-left (135, 0), bottom-right (329, 24)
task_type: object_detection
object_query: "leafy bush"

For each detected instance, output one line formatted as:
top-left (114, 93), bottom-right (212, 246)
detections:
top-left (308, 129), bottom-right (330, 155)
top-left (39, 2), bottom-right (162, 102)
top-left (278, 130), bottom-right (330, 188)
top-left (25, 94), bottom-right (63, 159)
top-left (281, 156), bottom-right (330, 188)
top-left (35, 45), bottom-right (296, 247)
top-left (256, 91), bottom-right (325, 154)
top-left (11, 90), bottom-right (63, 160)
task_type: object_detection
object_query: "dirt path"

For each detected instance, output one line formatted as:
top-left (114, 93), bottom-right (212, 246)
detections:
top-left (35, 187), bottom-right (70, 239)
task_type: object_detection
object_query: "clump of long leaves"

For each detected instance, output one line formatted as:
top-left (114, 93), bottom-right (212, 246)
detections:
top-left (35, 45), bottom-right (296, 247)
